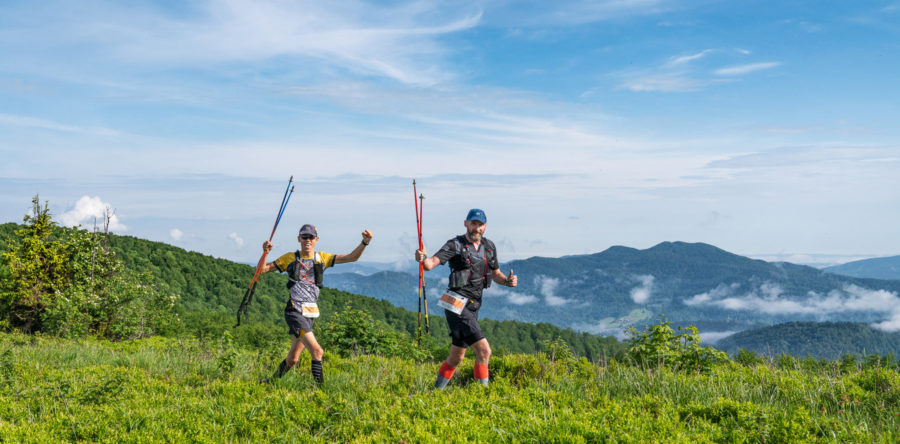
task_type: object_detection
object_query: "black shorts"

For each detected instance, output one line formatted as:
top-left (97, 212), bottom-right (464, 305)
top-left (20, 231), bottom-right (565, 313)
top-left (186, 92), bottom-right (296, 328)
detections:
top-left (445, 299), bottom-right (484, 348)
top-left (285, 300), bottom-right (315, 337)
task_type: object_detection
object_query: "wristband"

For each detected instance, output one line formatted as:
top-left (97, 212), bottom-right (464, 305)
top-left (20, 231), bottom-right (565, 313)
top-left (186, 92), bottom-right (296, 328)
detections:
top-left (361, 240), bottom-right (369, 246)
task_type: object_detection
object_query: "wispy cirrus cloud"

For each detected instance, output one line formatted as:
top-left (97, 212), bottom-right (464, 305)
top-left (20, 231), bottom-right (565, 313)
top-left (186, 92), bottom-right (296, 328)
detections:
top-left (668, 49), bottom-right (714, 66)
top-left (618, 74), bottom-right (709, 93)
top-left (0, 113), bottom-right (121, 137)
top-left (477, 0), bottom-right (675, 27)
top-left (616, 50), bottom-right (780, 92)
top-left (714, 62), bottom-right (780, 76)
top-left (3, 0), bottom-right (482, 86)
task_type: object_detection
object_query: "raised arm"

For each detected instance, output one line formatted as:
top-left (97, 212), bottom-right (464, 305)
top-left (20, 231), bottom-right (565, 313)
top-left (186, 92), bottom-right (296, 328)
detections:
top-left (334, 229), bottom-right (373, 264)
top-left (259, 241), bottom-right (279, 274)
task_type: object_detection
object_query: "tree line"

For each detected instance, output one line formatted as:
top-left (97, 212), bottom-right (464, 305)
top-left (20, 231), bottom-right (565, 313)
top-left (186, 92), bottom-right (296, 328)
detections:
top-left (0, 196), bottom-right (624, 360)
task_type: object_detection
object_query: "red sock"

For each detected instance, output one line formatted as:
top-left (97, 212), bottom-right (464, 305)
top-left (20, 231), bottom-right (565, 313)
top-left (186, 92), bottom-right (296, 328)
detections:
top-left (438, 361), bottom-right (456, 379)
top-left (474, 363), bottom-right (489, 380)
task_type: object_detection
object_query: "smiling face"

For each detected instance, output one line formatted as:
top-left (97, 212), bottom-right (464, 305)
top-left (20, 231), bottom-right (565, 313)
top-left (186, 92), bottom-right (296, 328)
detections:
top-left (298, 235), bottom-right (319, 256)
top-left (464, 219), bottom-right (486, 243)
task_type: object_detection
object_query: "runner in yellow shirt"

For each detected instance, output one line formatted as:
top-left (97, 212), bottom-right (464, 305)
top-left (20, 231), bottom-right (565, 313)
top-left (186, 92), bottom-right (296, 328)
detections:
top-left (260, 223), bottom-right (373, 384)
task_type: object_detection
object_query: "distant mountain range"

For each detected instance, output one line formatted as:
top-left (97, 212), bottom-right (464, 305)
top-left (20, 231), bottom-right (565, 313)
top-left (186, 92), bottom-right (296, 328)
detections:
top-left (326, 242), bottom-right (900, 339)
top-left (824, 255), bottom-right (900, 280)
top-left (716, 322), bottom-right (900, 359)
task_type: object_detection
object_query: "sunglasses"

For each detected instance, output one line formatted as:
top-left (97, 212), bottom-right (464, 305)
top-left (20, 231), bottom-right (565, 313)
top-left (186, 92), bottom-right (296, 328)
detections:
top-left (300, 235), bottom-right (316, 240)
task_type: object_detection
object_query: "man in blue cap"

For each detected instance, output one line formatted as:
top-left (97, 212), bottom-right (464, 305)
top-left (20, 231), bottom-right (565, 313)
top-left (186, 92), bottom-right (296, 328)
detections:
top-left (415, 209), bottom-right (517, 388)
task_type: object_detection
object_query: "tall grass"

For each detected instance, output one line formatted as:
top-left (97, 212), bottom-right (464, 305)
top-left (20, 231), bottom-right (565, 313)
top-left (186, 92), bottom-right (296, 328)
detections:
top-left (1, 331), bottom-right (897, 442)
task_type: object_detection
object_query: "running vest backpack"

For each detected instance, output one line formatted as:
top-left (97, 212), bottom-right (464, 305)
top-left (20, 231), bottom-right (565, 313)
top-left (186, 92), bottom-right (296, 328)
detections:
top-left (286, 251), bottom-right (324, 289)
top-left (447, 237), bottom-right (496, 291)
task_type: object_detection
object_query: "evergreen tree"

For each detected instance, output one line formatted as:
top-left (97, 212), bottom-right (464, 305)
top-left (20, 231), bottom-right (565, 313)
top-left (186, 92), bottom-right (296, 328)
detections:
top-left (0, 196), bottom-right (68, 332)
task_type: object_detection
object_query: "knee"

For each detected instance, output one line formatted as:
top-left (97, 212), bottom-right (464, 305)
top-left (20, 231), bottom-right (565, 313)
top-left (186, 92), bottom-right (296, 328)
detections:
top-left (309, 344), bottom-right (324, 361)
top-left (476, 345), bottom-right (491, 362)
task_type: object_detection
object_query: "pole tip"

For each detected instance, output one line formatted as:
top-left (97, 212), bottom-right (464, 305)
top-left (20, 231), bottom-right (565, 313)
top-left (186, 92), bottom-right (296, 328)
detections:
top-left (289, 175), bottom-right (294, 182)
top-left (419, 194), bottom-right (424, 199)
top-left (413, 179), bottom-right (416, 185)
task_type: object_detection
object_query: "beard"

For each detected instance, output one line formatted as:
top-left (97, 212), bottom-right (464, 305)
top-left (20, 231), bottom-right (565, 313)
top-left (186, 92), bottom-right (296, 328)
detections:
top-left (466, 228), bottom-right (482, 242)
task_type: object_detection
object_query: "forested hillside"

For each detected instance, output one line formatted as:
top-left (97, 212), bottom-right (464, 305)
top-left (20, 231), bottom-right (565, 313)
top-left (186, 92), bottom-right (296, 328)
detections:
top-left (825, 255), bottom-right (900, 280)
top-left (330, 242), bottom-right (900, 337)
top-left (716, 322), bottom-right (900, 360)
top-left (2, 222), bottom-right (622, 359)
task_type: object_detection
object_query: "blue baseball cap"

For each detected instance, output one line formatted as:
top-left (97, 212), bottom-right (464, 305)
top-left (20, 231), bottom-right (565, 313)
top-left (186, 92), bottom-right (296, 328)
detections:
top-left (466, 208), bottom-right (487, 223)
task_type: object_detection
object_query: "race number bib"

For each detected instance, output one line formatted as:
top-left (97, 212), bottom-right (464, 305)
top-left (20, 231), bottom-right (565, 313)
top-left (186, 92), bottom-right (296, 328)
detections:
top-left (438, 291), bottom-right (468, 315)
top-left (293, 302), bottom-right (320, 318)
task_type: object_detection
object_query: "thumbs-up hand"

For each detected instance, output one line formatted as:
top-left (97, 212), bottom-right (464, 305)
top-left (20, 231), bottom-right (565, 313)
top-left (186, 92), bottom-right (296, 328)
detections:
top-left (506, 269), bottom-right (517, 287)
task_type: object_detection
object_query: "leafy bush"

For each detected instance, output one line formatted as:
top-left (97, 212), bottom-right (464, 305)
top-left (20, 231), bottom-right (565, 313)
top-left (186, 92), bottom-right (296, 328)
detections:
top-left (319, 303), bottom-right (431, 361)
top-left (626, 315), bottom-right (729, 372)
top-left (541, 336), bottom-right (576, 363)
top-left (1, 196), bottom-right (178, 339)
top-left (734, 348), bottom-right (767, 366)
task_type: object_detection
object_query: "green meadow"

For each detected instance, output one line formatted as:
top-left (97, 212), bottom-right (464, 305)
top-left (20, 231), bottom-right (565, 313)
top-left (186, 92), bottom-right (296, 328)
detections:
top-left (1, 330), bottom-right (898, 443)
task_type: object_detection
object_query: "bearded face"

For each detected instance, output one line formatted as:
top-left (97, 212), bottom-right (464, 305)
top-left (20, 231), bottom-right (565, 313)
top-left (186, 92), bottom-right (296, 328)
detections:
top-left (464, 220), bottom-right (486, 242)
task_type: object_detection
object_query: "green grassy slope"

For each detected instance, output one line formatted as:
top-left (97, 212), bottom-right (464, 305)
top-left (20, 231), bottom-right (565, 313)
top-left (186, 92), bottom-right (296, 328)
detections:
top-left (1, 332), bottom-right (896, 442)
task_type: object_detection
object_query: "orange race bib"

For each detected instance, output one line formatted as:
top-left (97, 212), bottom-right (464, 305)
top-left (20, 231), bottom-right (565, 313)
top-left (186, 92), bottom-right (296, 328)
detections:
top-left (296, 302), bottom-right (320, 318)
top-left (438, 291), bottom-right (467, 315)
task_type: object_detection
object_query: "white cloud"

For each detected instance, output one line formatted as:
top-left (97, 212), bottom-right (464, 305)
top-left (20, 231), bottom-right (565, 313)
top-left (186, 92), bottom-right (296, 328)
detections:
top-left (630, 274), bottom-right (655, 303)
top-left (714, 62), bottom-right (780, 76)
top-left (571, 320), bottom-right (616, 335)
top-left (685, 282), bottom-right (900, 332)
top-left (872, 313), bottom-right (900, 332)
top-left (669, 49), bottom-right (714, 66)
top-left (698, 330), bottom-right (737, 344)
top-left (229, 232), bottom-right (244, 248)
top-left (617, 50), bottom-right (779, 93)
top-left (60, 196), bottom-right (127, 232)
top-left (534, 275), bottom-right (573, 306)
top-left (484, 286), bottom-right (538, 305)
top-left (170, 228), bottom-right (184, 241)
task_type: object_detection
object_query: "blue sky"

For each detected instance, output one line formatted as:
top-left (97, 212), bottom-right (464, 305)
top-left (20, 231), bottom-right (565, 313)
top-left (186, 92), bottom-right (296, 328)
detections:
top-left (2, 0), bottom-right (899, 266)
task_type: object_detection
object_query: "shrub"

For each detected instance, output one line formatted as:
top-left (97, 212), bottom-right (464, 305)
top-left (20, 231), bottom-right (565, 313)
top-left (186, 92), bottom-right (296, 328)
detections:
top-left (626, 315), bottom-right (728, 372)
top-left (319, 303), bottom-right (430, 361)
top-left (1, 196), bottom-right (178, 339)
top-left (734, 348), bottom-right (766, 366)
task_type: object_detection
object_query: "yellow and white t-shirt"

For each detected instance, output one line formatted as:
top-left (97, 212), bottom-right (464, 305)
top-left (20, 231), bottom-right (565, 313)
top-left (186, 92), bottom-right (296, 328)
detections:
top-left (273, 251), bottom-right (336, 303)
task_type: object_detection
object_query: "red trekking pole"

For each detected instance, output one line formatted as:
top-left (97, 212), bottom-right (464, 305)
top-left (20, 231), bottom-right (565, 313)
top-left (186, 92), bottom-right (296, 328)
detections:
top-left (413, 180), bottom-right (429, 344)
